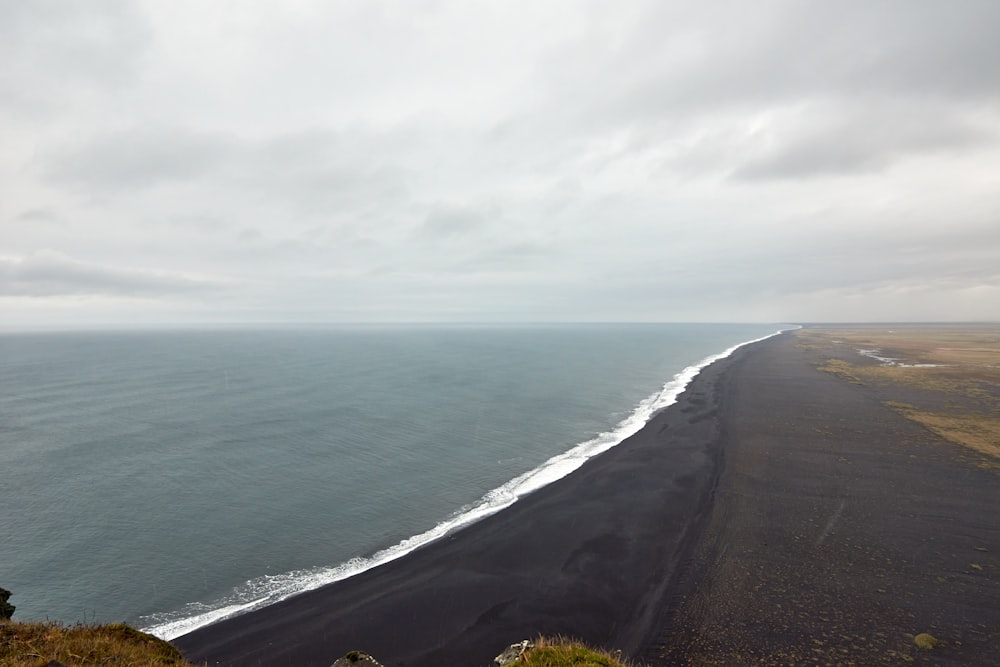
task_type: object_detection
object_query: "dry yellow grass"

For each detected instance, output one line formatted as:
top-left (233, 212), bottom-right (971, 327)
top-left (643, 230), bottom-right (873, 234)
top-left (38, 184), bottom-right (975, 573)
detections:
top-left (799, 327), bottom-right (1000, 465)
top-left (0, 621), bottom-right (195, 667)
top-left (889, 406), bottom-right (1000, 460)
top-left (817, 358), bottom-right (863, 384)
top-left (798, 327), bottom-right (1000, 374)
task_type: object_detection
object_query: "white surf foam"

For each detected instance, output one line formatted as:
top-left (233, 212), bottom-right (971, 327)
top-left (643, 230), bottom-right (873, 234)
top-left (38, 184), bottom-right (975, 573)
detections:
top-left (141, 326), bottom-right (792, 640)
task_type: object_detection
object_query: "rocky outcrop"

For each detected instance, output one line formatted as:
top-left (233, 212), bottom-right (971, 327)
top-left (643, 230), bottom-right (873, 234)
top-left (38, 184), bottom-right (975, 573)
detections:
top-left (0, 588), bottom-right (14, 620)
top-left (327, 641), bottom-right (537, 667)
top-left (330, 650), bottom-right (384, 667)
top-left (494, 640), bottom-right (534, 666)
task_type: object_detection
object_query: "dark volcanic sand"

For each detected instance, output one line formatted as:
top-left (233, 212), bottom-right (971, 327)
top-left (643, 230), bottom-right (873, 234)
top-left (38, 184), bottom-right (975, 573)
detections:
top-left (647, 331), bottom-right (1000, 666)
top-left (175, 337), bottom-right (741, 667)
top-left (175, 333), bottom-right (1000, 666)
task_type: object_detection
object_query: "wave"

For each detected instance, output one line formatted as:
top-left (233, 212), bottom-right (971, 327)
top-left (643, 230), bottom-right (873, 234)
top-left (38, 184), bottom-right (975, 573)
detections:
top-left (141, 327), bottom-right (790, 640)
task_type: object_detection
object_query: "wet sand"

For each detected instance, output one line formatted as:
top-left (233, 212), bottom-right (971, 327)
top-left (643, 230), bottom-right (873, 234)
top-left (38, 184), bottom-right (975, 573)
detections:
top-left (176, 331), bottom-right (1000, 666)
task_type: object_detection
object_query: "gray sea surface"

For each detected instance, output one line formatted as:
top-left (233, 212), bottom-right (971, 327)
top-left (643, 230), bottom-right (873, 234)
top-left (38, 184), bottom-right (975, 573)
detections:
top-left (0, 323), bottom-right (779, 636)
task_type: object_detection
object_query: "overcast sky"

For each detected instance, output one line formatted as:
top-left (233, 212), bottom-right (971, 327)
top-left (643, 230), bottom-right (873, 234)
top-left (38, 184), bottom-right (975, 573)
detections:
top-left (3, 0), bottom-right (999, 326)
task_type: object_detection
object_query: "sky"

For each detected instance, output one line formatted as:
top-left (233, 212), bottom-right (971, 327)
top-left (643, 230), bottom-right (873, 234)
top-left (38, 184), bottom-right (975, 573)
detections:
top-left (2, 0), bottom-right (999, 326)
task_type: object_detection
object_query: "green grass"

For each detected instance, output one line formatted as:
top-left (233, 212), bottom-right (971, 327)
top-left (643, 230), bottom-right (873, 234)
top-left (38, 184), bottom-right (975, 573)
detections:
top-left (517, 637), bottom-right (633, 667)
top-left (0, 620), bottom-right (196, 667)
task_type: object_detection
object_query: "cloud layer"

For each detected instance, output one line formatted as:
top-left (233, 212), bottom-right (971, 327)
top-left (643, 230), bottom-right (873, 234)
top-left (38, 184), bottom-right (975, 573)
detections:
top-left (0, 250), bottom-right (226, 297)
top-left (3, 0), bottom-right (999, 325)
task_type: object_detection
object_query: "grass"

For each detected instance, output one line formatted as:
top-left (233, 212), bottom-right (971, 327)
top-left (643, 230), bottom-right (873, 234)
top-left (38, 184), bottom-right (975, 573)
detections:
top-left (0, 621), bottom-right (635, 667)
top-left (798, 326), bottom-right (1000, 466)
top-left (0, 620), bottom-right (196, 667)
top-left (818, 358), bottom-right (863, 384)
top-left (889, 408), bottom-right (1000, 460)
top-left (516, 637), bottom-right (634, 667)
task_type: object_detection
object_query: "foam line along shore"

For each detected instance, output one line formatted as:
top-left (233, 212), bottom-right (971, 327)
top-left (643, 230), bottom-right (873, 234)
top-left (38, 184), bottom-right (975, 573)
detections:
top-left (146, 327), bottom-right (788, 641)
top-left (174, 330), bottom-right (789, 665)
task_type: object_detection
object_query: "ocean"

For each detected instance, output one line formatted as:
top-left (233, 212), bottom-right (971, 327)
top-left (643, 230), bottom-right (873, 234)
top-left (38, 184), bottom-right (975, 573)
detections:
top-left (0, 323), bottom-right (781, 639)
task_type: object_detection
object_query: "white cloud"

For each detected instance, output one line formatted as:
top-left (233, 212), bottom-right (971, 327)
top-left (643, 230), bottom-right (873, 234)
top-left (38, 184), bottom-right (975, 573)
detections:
top-left (45, 126), bottom-right (236, 191)
top-left (0, 250), bottom-right (229, 298)
top-left (0, 0), bottom-right (151, 114)
top-left (733, 99), bottom-right (995, 180)
top-left (2, 0), bottom-right (999, 325)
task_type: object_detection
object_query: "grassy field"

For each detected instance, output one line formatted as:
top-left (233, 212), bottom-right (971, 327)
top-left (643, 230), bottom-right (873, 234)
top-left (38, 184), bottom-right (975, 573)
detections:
top-left (797, 325), bottom-right (1000, 465)
top-left (0, 621), bottom-right (196, 666)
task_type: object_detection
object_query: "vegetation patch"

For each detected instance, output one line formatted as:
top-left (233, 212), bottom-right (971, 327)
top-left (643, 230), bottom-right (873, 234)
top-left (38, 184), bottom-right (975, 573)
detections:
top-left (799, 327), bottom-right (1000, 465)
top-left (0, 620), bottom-right (194, 667)
top-left (818, 358), bottom-right (863, 384)
top-left (519, 637), bottom-right (632, 667)
top-left (886, 406), bottom-right (1000, 460)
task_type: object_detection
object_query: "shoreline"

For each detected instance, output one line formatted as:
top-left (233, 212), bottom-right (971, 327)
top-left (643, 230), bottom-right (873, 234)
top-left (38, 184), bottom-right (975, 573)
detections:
top-left (649, 327), bottom-right (1000, 665)
top-left (175, 331), bottom-right (763, 665)
top-left (152, 329), bottom-right (783, 642)
top-left (175, 328), bottom-right (1000, 666)
top-left (176, 327), bottom-right (1000, 666)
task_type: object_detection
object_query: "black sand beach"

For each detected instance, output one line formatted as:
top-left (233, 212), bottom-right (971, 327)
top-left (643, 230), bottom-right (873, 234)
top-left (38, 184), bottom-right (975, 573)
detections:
top-left (648, 328), bottom-right (1000, 665)
top-left (176, 331), bottom-right (1000, 666)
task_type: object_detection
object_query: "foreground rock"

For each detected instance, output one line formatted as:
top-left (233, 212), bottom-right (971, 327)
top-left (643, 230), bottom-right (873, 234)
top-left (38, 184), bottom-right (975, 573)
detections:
top-left (494, 640), bottom-right (534, 665)
top-left (330, 650), bottom-right (384, 667)
top-left (0, 587), bottom-right (14, 620)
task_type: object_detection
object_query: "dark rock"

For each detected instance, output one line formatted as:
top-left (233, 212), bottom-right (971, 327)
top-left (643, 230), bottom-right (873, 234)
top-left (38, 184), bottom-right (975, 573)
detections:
top-left (494, 640), bottom-right (534, 666)
top-left (330, 650), bottom-right (384, 667)
top-left (0, 587), bottom-right (14, 620)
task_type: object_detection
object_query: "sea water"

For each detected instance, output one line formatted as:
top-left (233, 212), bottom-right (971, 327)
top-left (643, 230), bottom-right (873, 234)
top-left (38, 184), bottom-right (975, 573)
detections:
top-left (0, 323), bottom-right (781, 638)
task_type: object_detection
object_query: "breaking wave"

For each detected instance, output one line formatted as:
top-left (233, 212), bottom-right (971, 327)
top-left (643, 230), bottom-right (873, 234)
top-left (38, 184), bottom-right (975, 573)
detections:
top-left (141, 327), bottom-right (790, 640)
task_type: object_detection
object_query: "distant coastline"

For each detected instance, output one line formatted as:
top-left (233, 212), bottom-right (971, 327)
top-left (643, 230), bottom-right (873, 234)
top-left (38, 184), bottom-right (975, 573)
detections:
top-left (174, 331), bottom-right (771, 664)
top-left (177, 327), bottom-right (1000, 666)
top-left (1, 324), bottom-right (780, 632)
top-left (147, 326), bottom-right (788, 640)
